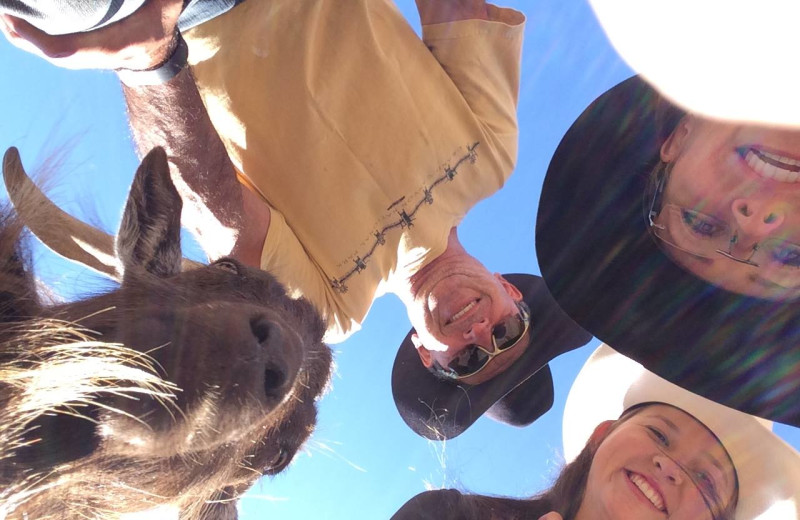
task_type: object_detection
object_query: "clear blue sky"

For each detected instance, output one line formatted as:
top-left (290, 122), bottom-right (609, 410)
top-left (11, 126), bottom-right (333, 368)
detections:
top-left (1, 1), bottom-right (797, 518)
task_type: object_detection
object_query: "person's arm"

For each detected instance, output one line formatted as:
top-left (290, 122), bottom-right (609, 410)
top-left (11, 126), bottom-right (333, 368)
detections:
top-left (121, 69), bottom-right (269, 266)
top-left (416, 1), bottom-right (525, 179)
top-left (0, 0), bottom-right (181, 70)
top-left (1, 1), bottom-right (269, 265)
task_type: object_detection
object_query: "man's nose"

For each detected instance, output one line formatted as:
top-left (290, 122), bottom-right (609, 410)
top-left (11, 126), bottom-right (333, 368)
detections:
top-left (653, 453), bottom-right (685, 486)
top-left (463, 317), bottom-right (494, 351)
top-left (731, 197), bottom-right (787, 251)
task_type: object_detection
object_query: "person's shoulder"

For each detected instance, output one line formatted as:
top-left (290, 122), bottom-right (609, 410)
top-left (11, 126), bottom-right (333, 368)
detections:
top-left (391, 489), bottom-right (471, 520)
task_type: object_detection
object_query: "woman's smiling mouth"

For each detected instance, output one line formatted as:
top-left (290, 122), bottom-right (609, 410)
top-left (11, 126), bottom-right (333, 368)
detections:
top-left (627, 470), bottom-right (667, 513)
top-left (738, 146), bottom-right (800, 182)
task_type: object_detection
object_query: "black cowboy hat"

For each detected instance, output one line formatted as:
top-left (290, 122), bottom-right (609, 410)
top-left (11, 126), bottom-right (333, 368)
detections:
top-left (536, 76), bottom-right (800, 427)
top-left (391, 274), bottom-right (592, 440)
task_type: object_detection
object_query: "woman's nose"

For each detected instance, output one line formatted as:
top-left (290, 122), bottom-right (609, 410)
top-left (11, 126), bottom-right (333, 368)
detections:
top-left (731, 197), bottom-right (787, 249)
top-left (653, 453), bottom-right (684, 486)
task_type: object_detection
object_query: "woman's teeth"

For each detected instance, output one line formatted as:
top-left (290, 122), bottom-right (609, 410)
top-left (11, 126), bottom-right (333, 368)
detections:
top-left (629, 472), bottom-right (666, 512)
top-left (744, 148), bottom-right (800, 182)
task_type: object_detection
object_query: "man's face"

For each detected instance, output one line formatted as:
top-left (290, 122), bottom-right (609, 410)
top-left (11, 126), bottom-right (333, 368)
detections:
top-left (657, 114), bottom-right (800, 299)
top-left (581, 405), bottom-right (737, 520)
top-left (407, 263), bottom-right (528, 385)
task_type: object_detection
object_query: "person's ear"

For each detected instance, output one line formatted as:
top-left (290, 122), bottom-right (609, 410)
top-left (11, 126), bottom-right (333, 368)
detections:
top-left (494, 273), bottom-right (523, 302)
top-left (411, 334), bottom-right (434, 368)
top-left (660, 115), bottom-right (693, 162)
top-left (588, 419), bottom-right (615, 447)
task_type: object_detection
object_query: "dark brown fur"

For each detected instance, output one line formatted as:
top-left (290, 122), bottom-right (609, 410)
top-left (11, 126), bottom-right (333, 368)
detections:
top-left (0, 148), bottom-right (333, 519)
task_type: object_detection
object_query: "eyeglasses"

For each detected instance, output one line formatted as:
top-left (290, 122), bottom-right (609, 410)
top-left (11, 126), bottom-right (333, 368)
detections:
top-left (647, 170), bottom-right (800, 282)
top-left (431, 301), bottom-right (531, 381)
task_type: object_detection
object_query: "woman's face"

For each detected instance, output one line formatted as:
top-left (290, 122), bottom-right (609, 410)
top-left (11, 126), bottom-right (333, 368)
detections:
top-left (579, 404), bottom-right (737, 520)
top-left (658, 114), bottom-right (800, 300)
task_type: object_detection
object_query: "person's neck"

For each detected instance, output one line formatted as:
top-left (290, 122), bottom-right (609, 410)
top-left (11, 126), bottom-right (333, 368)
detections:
top-left (572, 501), bottom-right (592, 520)
top-left (395, 227), bottom-right (471, 305)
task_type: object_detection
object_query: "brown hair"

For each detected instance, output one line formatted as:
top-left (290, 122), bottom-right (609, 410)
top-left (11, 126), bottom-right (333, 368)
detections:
top-left (398, 405), bottom-right (739, 520)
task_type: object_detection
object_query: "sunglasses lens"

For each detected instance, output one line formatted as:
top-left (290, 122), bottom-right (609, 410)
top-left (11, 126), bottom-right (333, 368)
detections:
top-left (447, 345), bottom-right (490, 377)
top-left (495, 315), bottom-right (525, 351)
top-left (437, 303), bottom-right (530, 379)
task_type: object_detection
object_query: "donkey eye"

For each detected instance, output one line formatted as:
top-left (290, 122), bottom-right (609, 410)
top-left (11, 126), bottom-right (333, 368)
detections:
top-left (213, 260), bottom-right (240, 274)
top-left (267, 448), bottom-right (291, 473)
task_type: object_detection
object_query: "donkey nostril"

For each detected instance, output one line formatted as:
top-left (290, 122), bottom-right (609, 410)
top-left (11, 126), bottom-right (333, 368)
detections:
top-left (764, 212), bottom-right (778, 224)
top-left (250, 317), bottom-right (272, 344)
top-left (264, 363), bottom-right (287, 395)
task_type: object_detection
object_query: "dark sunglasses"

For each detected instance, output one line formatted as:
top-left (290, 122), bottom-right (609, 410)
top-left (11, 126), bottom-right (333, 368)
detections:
top-left (431, 301), bottom-right (531, 381)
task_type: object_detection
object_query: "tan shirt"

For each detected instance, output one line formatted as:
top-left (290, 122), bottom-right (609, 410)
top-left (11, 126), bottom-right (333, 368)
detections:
top-left (184, 0), bottom-right (525, 342)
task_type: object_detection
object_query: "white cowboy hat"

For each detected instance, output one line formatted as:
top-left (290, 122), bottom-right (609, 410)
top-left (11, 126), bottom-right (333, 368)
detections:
top-left (564, 345), bottom-right (800, 520)
top-left (587, 0), bottom-right (800, 127)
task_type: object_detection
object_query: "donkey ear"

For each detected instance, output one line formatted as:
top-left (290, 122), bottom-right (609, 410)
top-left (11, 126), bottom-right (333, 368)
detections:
top-left (116, 147), bottom-right (183, 278)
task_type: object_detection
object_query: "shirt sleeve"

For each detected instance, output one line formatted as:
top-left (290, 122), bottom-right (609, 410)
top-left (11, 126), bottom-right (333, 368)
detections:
top-left (421, 6), bottom-right (525, 176)
top-left (260, 208), bottom-right (360, 344)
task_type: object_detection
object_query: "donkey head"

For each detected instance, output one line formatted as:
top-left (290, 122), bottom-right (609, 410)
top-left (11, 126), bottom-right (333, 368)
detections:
top-left (0, 147), bottom-right (333, 519)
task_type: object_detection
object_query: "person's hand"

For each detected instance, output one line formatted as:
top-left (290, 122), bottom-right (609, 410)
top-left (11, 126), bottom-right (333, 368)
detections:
top-left (0, 0), bottom-right (183, 71)
top-left (538, 512), bottom-right (563, 520)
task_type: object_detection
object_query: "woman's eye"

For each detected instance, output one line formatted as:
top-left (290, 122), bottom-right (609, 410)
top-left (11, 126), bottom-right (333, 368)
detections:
top-left (213, 259), bottom-right (240, 274)
top-left (693, 471), bottom-right (722, 511)
top-left (696, 471), bottom-right (714, 488)
top-left (770, 243), bottom-right (800, 268)
top-left (681, 210), bottom-right (725, 238)
top-left (647, 426), bottom-right (669, 446)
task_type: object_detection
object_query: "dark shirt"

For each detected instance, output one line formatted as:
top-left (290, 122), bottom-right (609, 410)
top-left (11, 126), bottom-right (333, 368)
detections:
top-left (391, 490), bottom-right (552, 520)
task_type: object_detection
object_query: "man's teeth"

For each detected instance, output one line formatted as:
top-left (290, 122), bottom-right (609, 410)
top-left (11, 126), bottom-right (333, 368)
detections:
top-left (745, 149), bottom-right (800, 182)
top-left (629, 473), bottom-right (666, 512)
top-left (450, 300), bottom-right (477, 322)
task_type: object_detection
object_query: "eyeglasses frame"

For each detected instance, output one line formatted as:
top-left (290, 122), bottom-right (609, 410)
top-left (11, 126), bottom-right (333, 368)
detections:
top-left (647, 165), bottom-right (760, 267)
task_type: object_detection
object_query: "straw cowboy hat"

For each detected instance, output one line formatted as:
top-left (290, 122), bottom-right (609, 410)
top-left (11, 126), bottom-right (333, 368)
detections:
top-left (564, 345), bottom-right (800, 520)
top-left (392, 274), bottom-right (591, 440)
top-left (536, 76), bottom-right (800, 427)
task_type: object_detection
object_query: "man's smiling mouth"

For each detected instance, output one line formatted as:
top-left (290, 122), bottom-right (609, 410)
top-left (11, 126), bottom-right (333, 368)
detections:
top-left (739, 146), bottom-right (800, 182)
top-left (445, 299), bottom-right (480, 325)
top-left (628, 471), bottom-right (667, 513)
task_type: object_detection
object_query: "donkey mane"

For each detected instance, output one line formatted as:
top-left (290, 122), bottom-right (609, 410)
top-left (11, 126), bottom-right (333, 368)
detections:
top-left (0, 148), bottom-right (333, 519)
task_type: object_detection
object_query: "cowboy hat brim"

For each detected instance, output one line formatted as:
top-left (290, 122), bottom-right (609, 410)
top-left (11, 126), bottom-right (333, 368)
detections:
top-left (391, 274), bottom-right (591, 440)
top-left (536, 76), bottom-right (800, 426)
top-left (564, 345), bottom-right (800, 520)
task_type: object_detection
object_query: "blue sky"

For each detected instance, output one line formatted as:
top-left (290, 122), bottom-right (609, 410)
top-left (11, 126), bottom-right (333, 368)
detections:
top-left (1, 0), bottom-right (798, 518)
